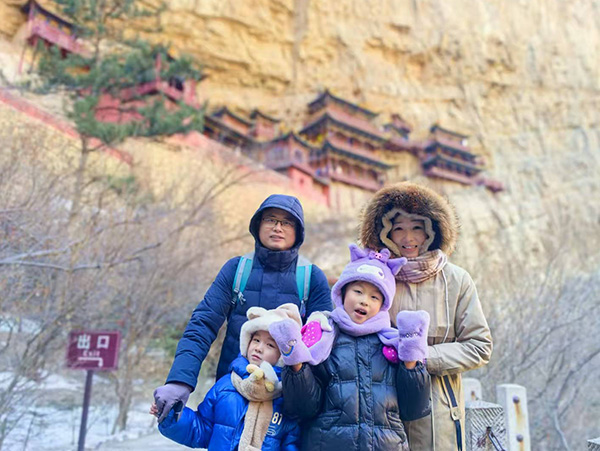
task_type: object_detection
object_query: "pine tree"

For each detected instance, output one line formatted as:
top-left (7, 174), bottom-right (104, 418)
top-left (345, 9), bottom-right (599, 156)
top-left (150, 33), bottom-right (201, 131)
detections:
top-left (32, 0), bottom-right (204, 220)
top-left (26, 0), bottom-right (204, 433)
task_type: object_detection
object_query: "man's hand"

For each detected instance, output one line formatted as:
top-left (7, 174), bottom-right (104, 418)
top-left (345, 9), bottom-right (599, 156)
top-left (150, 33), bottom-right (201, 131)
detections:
top-left (153, 382), bottom-right (192, 423)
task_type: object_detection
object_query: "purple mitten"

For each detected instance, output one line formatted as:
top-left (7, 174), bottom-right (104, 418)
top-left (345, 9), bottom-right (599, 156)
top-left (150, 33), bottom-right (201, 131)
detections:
top-left (269, 319), bottom-right (312, 366)
top-left (153, 382), bottom-right (192, 423)
top-left (396, 310), bottom-right (430, 362)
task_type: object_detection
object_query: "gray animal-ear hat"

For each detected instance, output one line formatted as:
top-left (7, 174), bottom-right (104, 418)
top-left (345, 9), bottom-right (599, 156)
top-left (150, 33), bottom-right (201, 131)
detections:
top-left (239, 303), bottom-right (302, 367)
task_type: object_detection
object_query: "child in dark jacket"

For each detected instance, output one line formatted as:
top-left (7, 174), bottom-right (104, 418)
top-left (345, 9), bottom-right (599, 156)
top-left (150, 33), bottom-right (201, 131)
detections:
top-left (151, 304), bottom-right (302, 451)
top-left (268, 244), bottom-right (431, 451)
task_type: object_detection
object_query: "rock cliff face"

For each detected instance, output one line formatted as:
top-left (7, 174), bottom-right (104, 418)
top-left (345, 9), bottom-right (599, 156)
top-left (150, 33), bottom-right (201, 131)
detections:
top-left (2, 0), bottom-right (599, 279)
top-left (150, 0), bottom-right (600, 282)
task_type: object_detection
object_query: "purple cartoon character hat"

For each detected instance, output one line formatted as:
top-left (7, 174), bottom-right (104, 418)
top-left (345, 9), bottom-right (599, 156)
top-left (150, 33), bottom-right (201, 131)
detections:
top-left (332, 244), bottom-right (407, 311)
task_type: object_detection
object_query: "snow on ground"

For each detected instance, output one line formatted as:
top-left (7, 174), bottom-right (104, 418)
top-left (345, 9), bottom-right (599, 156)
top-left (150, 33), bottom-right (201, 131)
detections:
top-left (1, 372), bottom-right (170, 451)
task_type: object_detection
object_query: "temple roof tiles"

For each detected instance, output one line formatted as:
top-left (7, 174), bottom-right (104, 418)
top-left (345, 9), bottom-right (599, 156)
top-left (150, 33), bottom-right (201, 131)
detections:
top-left (308, 90), bottom-right (378, 119)
top-left (422, 154), bottom-right (483, 173)
top-left (423, 136), bottom-right (479, 160)
top-left (211, 107), bottom-right (253, 127)
top-left (430, 124), bottom-right (469, 140)
top-left (204, 115), bottom-right (256, 144)
top-left (250, 109), bottom-right (280, 123)
top-left (300, 111), bottom-right (386, 143)
top-left (262, 132), bottom-right (318, 151)
top-left (22, 0), bottom-right (75, 30)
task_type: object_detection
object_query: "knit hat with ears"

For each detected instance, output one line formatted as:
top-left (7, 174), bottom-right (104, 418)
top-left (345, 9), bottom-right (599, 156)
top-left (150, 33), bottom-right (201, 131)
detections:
top-left (331, 244), bottom-right (407, 312)
top-left (239, 303), bottom-right (302, 367)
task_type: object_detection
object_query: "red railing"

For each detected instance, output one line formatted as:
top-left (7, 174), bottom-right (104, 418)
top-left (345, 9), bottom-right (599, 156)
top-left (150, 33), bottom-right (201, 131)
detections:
top-left (29, 19), bottom-right (88, 55)
top-left (118, 80), bottom-right (198, 107)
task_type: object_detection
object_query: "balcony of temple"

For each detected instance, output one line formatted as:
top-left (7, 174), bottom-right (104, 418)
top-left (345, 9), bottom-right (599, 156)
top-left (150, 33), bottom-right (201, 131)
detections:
top-left (422, 153), bottom-right (483, 184)
top-left (422, 124), bottom-right (479, 159)
top-left (210, 107), bottom-right (253, 136)
top-left (95, 52), bottom-right (203, 124)
top-left (417, 124), bottom-right (485, 186)
top-left (257, 133), bottom-right (329, 205)
top-left (256, 133), bottom-right (315, 172)
top-left (301, 90), bottom-right (386, 149)
top-left (422, 124), bottom-right (484, 164)
top-left (326, 156), bottom-right (386, 192)
top-left (249, 109), bottom-right (281, 141)
top-left (18, 0), bottom-right (88, 73)
top-left (202, 113), bottom-right (255, 151)
top-left (319, 142), bottom-right (389, 192)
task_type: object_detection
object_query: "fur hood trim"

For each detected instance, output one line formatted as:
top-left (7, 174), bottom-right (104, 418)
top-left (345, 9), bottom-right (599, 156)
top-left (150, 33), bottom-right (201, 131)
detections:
top-left (359, 182), bottom-right (459, 257)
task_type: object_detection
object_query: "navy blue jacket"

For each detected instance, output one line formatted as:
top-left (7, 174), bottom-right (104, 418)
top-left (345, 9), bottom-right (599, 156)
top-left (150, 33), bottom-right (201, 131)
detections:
top-left (167, 194), bottom-right (333, 385)
top-left (282, 330), bottom-right (431, 451)
top-left (159, 356), bottom-right (300, 450)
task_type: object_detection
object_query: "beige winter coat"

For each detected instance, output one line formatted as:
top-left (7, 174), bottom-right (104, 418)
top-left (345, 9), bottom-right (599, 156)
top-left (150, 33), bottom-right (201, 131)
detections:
top-left (360, 182), bottom-right (493, 451)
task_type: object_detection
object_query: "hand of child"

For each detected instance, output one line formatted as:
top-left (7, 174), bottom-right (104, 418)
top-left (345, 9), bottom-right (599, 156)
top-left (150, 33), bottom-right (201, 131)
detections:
top-left (149, 402), bottom-right (159, 417)
top-left (305, 311), bottom-right (333, 332)
top-left (396, 310), bottom-right (430, 362)
top-left (269, 319), bottom-right (312, 366)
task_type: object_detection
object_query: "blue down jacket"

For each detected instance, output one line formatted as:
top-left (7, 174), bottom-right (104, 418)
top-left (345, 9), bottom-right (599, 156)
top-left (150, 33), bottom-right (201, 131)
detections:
top-left (167, 194), bottom-right (332, 384)
top-left (159, 356), bottom-right (300, 450)
top-left (282, 330), bottom-right (431, 451)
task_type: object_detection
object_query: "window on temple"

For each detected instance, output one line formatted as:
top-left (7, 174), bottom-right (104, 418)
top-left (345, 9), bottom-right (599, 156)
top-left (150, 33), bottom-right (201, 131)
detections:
top-left (168, 76), bottom-right (185, 91)
top-left (294, 149), bottom-right (304, 163)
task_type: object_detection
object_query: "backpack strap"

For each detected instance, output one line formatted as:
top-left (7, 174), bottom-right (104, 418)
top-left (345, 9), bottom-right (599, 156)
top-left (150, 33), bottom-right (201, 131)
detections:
top-left (230, 252), bottom-right (313, 318)
top-left (296, 256), bottom-right (312, 318)
top-left (231, 252), bottom-right (254, 312)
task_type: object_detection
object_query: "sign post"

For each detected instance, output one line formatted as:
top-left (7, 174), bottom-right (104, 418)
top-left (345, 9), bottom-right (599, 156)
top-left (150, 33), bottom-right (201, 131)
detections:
top-left (67, 330), bottom-right (120, 451)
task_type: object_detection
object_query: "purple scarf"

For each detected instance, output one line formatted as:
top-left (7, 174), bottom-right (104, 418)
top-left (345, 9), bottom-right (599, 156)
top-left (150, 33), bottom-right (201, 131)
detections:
top-left (310, 307), bottom-right (399, 365)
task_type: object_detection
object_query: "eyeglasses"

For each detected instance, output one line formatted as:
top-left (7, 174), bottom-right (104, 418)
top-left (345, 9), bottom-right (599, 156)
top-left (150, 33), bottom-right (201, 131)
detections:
top-left (262, 217), bottom-right (295, 230)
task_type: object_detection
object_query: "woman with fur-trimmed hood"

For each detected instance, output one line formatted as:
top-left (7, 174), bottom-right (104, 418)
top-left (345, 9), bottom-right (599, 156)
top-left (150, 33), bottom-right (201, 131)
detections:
top-left (360, 182), bottom-right (492, 451)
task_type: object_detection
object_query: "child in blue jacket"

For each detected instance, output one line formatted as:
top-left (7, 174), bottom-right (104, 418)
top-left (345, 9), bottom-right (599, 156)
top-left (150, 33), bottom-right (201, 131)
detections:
top-left (151, 304), bottom-right (301, 451)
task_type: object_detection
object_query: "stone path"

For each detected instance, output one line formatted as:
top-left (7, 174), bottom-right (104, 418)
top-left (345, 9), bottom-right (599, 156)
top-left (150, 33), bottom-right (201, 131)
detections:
top-left (95, 431), bottom-right (197, 450)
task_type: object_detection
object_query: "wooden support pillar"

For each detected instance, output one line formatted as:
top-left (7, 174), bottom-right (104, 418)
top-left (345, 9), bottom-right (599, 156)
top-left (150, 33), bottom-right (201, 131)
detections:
top-left (465, 400), bottom-right (506, 451)
top-left (496, 384), bottom-right (530, 451)
top-left (589, 437), bottom-right (600, 450)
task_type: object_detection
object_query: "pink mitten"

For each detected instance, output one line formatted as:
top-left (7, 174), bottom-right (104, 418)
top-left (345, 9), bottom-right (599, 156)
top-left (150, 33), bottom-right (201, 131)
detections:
top-left (382, 345), bottom-right (400, 364)
top-left (301, 321), bottom-right (323, 348)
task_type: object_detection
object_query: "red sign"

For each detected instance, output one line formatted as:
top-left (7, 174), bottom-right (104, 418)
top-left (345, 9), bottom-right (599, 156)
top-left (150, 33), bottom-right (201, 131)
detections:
top-left (66, 330), bottom-right (121, 371)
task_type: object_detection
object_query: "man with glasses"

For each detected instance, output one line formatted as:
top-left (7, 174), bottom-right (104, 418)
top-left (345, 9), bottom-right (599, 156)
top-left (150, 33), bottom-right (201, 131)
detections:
top-left (153, 194), bottom-right (332, 423)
